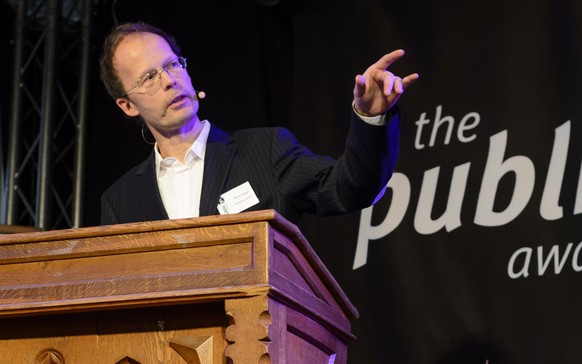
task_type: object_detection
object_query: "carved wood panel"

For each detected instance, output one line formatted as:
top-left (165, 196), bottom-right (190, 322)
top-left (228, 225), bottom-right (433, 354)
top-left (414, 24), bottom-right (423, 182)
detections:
top-left (0, 303), bottom-right (227, 364)
top-left (225, 295), bottom-right (273, 363)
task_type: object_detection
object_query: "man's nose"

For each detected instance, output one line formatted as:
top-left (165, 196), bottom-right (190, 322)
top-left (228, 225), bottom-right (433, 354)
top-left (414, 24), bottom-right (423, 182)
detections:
top-left (160, 69), bottom-right (177, 89)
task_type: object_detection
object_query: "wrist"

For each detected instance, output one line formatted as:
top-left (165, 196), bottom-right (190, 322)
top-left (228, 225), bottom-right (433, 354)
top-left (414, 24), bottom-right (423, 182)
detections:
top-left (352, 101), bottom-right (386, 126)
top-left (353, 102), bottom-right (378, 117)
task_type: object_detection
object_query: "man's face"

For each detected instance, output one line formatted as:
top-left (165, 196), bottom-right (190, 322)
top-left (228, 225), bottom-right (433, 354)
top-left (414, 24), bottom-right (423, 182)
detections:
top-left (113, 32), bottom-right (199, 135)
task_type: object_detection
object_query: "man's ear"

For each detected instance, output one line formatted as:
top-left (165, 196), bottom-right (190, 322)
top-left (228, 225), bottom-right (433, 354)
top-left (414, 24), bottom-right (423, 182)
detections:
top-left (115, 97), bottom-right (140, 118)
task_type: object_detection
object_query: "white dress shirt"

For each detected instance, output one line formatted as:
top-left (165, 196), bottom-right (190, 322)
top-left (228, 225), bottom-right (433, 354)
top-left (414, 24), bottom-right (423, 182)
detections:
top-left (155, 120), bottom-right (211, 219)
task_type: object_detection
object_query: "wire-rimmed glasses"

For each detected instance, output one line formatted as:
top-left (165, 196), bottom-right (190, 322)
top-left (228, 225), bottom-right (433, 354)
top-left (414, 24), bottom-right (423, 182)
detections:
top-left (119, 57), bottom-right (187, 98)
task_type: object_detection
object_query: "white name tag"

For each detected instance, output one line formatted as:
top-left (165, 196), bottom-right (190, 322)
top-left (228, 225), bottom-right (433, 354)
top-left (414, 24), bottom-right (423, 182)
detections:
top-left (217, 181), bottom-right (260, 215)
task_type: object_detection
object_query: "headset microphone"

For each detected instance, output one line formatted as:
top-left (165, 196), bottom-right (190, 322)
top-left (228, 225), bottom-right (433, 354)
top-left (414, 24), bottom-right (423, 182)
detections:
top-left (197, 91), bottom-right (206, 99)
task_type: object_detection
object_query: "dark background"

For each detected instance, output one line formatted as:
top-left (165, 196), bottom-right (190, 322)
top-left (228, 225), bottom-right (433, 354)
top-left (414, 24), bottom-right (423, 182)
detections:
top-left (4, 0), bottom-right (582, 362)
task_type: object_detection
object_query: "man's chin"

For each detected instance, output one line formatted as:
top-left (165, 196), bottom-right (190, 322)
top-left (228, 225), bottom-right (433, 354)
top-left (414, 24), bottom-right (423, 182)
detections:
top-left (166, 112), bottom-right (199, 132)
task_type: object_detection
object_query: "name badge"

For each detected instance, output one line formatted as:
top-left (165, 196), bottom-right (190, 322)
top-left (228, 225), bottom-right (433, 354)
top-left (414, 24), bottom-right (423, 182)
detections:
top-left (217, 181), bottom-right (260, 215)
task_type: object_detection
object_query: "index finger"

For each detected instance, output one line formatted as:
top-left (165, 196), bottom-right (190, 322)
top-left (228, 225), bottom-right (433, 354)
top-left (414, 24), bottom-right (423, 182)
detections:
top-left (372, 49), bottom-right (406, 71)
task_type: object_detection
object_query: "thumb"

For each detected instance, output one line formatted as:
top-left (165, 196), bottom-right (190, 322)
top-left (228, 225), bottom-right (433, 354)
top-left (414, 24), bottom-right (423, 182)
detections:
top-left (353, 74), bottom-right (366, 98)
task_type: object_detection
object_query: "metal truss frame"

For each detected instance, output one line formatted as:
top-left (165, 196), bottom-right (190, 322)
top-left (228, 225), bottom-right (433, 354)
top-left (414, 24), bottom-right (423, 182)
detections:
top-left (1, 0), bottom-right (93, 230)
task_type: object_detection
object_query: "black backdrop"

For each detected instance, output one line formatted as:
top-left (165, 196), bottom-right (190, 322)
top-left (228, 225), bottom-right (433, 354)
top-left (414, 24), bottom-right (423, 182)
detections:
top-left (43, 0), bottom-right (582, 362)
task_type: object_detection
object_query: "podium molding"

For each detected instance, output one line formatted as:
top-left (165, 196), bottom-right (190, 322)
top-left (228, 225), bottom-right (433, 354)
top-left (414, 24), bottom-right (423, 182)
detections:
top-left (0, 210), bottom-right (358, 363)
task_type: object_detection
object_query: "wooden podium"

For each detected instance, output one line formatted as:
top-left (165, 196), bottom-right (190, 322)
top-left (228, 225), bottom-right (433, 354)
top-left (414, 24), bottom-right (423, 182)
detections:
top-left (0, 210), bottom-right (358, 363)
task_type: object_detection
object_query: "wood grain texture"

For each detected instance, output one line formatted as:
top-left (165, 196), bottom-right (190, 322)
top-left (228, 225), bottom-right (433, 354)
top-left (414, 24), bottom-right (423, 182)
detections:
top-left (0, 210), bottom-right (356, 363)
top-left (225, 295), bottom-right (271, 363)
top-left (0, 225), bottom-right (41, 234)
top-left (169, 335), bottom-right (214, 364)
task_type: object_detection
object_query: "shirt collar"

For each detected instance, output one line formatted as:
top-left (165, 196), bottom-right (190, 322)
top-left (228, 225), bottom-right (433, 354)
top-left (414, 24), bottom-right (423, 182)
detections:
top-left (154, 120), bottom-right (211, 177)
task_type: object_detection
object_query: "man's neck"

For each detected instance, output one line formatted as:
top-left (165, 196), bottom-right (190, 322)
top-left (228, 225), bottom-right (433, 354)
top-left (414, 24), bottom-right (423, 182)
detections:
top-left (154, 118), bottom-right (203, 163)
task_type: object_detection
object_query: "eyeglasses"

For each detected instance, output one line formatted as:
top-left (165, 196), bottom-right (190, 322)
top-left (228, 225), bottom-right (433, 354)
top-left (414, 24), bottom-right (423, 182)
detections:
top-left (119, 57), bottom-right (187, 98)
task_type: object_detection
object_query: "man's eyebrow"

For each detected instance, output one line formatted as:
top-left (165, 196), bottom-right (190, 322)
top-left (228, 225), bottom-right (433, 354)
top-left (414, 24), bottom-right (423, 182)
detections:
top-left (148, 56), bottom-right (177, 73)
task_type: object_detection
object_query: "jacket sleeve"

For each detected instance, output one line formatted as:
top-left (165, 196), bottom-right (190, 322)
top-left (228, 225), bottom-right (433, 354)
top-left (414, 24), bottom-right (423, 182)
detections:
top-left (271, 108), bottom-right (400, 216)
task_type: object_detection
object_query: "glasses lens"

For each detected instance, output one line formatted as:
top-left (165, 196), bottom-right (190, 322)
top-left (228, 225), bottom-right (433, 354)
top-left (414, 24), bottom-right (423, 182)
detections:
top-left (167, 57), bottom-right (187, 74)
top-left (129, 57), bottom-right (188, 95)
top-left (138, 72), bottom-right (156, 88)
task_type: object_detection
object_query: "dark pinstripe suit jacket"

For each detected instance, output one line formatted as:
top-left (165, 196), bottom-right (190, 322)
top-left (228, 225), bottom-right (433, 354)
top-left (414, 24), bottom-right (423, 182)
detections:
top-left (100, 110), bottom-right (400, 225)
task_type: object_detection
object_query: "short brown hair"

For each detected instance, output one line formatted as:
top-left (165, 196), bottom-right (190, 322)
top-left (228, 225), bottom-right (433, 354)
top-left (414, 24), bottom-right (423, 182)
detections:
top-left (99, 22), bottom-right (182, 99)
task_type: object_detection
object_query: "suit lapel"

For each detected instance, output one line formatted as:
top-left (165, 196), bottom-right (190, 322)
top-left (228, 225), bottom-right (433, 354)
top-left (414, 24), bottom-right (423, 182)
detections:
top-left (199, 126), bottom-right (237, 216)
top-left (135, 153), bottom-right (169, 221)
